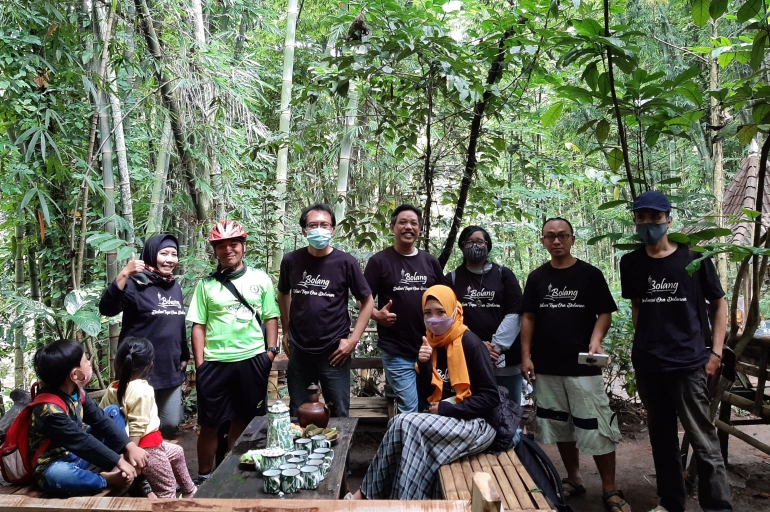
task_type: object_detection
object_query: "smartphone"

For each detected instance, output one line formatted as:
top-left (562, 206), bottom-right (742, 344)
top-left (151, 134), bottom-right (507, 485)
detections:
top-left (577, 352), bottom-right (609, 366)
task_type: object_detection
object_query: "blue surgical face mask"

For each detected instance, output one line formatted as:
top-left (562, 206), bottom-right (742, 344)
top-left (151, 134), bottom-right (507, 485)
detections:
top-left (307, 228), bottom-right (333, 249)
top-left (425, 316), bottom-right (454, 336)
top-left (636, 222), bottom-right (668, 246)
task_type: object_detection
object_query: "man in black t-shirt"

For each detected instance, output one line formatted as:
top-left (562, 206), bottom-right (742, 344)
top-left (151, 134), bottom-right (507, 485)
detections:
top-left (521, 218), bottom-right (629, 512)
top-left (620, 191), bottom-right (731, 512)
top-left (277, 204), bottom-right (374, 417)
top-left (364, 205), bottom-right (443, 413)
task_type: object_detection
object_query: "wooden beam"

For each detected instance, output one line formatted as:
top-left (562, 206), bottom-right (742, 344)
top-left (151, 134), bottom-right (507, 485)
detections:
top-left (471, 472), bottom-right (501, 512)
top-left (721, 391), bottom-right (770, 419)
top-left (0, 497), bottom-right (471, 512)
top-left (715, 419), bottom-right (770, 456)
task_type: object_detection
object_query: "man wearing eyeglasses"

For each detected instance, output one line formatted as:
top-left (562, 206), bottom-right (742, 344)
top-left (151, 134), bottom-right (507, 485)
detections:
top-left (521, 217), bottom-right (629, 512)
top-left (363, 204), bottom-right (443, 413)
top-left (277, 203), bottom-right (374, 417)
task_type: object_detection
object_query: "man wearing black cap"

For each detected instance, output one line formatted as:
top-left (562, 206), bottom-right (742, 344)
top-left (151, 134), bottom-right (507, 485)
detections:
top-left (620, 191), bottom-right (732, 512)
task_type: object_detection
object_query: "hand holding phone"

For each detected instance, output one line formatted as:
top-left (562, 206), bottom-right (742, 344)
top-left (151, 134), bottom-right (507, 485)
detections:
top-left (578, 352), bottom-right (609, 367)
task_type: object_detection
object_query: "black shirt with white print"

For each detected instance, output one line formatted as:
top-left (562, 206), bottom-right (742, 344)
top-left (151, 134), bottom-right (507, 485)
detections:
top-left (444, 263), bottom-right (523, 367)
top-left (364, 247), bottom-right (444, 359)
top-left (521, 259), bottom-right (617, 377)
top-left (278, 248), bottom-right (372, 354)
top-left (620, 243), bottom-right (724, 373)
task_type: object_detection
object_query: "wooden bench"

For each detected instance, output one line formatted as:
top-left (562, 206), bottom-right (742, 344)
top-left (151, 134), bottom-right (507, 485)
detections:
top-left (439, 449), bottom-right (556, 511)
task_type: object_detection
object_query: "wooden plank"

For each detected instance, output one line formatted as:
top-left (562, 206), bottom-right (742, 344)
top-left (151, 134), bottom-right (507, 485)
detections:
top-left (468, 454), bottom-right (483, 474)
top-left (471, 472), bottom-right (501, 512)
top-left (459, 457), bottom-right (474, 496)
top-left (498, 451), bottom-right (535, 510)
top-left (195, 417), bottom-right (358, 500)
top-left (439, 464), bottom-right (459, 500)
top-left (715, 419), bottom-right (770, 456)
top-left (451, 464), bottom-right (471, 501)
top-left (0, 496), bottom-right (472, 512)
top-left (486, 454), bottom-right (519, 510)
top-left (0, 486), bottom-right (24, 496)
top-left (508, 450), bottom-right (550, 510)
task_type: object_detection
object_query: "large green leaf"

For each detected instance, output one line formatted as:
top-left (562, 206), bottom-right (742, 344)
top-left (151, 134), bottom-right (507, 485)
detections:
top-left (738, 124), bottom-right (758, 146)
top-left (73, 310), bottom-right (101, 337)
top-left (597, 199), bottom-right (629, 210)
top-left (541, 102), bottom-right (564, 128)
top-left (595, 119), bottom-right (610, 143)
top-left (691, 0), bottom-right (710, 27)
top-left (607, 148), bottom-right (624, 171)
top-left (710, 0), bottom-right (729, 19)
top-left (65, 289), bottom-right (89, 315)
top-left (750, 30), bottom-right (767, 71)
top-left (737, 0), bottom-right (762, 23)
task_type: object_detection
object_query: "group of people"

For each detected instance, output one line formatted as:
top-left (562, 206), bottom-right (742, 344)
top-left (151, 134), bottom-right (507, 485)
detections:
top-left (22, 192), bottom-right (732, 512)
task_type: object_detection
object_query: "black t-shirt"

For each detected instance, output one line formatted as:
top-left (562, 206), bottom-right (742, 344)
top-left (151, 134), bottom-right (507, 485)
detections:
top-left (444, 264), bottom-right (523, 366)
top-left (363, 247), bottom-right (444, 359)
top-left (521, 259), bottom-right (617, 376)
top-left (620, 244), bottom-right (724, 373)
top-left (278, 248), bottom-right (372, 353)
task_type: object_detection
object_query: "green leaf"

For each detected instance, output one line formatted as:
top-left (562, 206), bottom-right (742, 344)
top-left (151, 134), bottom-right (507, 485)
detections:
top-left (707, 88), bottom-right (729, 102)
top-left (737, 0), bottom-right (762, 23)
top-left (710, 0), bottom-right (728, 19)
top-left (607, 148), bottom-right (624, 171)
top-left (658, 177), bottom-right (682, 185)
top-left (689, 228), bottom-right (733, 240)
top-left (613, 243), bottom-right (643, 251)
top-left (582, 62), bottom-right (599, 91)
top-left (541, 102), bottom-right (564, 128)
top-left (645, 129), bottom-right (661, 148)
top-left (597, 73), bottom-right (610, 97)
top-left (73, 310), bottom-right (101, 337)
top-left (692, 0), bottom-right (710, 27)
top-left (668, 233), bottom-right (691, 243)
top-left (738, 124), bottom-right (758, 146)
top-left (750, 30), bottom-right (767, 71)
top-left (98, 238), bottom-right (125, 252)
top-left (595, 119), bottom-right (610, 143)
top-left (597, 199), bottom-right (629, 211)
top-left (741, 207), bottom-right (762, 220)
top-left (64, 289), bottom-right (89, 315)
top-left (753, 103), bottom-right (770, 124)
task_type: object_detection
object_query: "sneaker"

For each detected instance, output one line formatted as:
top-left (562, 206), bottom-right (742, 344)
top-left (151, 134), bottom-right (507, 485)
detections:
top-left (193, 473), bottom-right (211, 486)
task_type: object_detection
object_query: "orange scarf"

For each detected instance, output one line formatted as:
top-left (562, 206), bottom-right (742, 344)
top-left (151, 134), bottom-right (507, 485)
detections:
top-left (420, 285), bottom-right (472, 403)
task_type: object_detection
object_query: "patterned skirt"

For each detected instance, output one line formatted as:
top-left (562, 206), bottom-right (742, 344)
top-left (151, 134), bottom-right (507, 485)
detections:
top-left (360, 412), bottom-right (496, 499)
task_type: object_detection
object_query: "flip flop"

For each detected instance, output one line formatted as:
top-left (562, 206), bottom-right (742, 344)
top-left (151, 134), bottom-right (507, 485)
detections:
top-left (603, 489), bottom-right (630, 512)
top-left (561, 478), bottom-right (586, 500)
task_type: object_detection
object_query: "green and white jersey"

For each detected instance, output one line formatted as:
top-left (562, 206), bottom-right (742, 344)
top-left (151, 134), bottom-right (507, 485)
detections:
top-left (187, 267), bottom-right (280, 362)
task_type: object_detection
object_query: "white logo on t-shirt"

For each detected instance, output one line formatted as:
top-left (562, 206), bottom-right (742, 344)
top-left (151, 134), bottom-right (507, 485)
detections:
top-left (543, 284), bottom-right (578, 301)
top-left (647, 276), bottom-right (679, 295)
top-left (157, 293), bottom-right (182, 309)
top-left (298, 270), bottom-right (330, 290)
top-left (399, 269), bottom-right (427, 284)
top-left (462, 285), bottom-right (495, 305)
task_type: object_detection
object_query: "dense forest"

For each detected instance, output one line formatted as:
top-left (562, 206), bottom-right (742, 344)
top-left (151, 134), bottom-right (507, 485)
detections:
top-left (2, 0), bottom-right (770, 401)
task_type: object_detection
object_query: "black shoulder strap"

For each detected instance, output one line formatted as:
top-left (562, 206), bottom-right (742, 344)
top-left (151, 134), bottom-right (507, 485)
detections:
top-left (690, 250), bottom-right (712, 346)
top-left (213, 272), bottom-right (262, 325)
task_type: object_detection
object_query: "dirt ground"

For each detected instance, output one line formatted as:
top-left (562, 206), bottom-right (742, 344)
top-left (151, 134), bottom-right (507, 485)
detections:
top-left (175, 408), bottom-right (770, 510)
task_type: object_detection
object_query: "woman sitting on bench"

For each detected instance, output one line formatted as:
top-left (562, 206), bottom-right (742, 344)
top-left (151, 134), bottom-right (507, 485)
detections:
top-left (351, 284), bottom-right (500, 500)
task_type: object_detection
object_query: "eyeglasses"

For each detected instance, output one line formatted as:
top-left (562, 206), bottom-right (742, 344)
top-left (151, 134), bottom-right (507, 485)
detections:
top-left (541, 234), bottom-right (572, 243)
top-left (306, 222), bottom-right (332, 230)
top-left (463, 240), bottom-right (487, 248)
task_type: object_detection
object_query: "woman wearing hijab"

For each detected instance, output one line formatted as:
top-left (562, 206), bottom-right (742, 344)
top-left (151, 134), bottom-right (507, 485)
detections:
top-left (351, 285), bottom-right (500, 500)
top-left (445, 226), bottom-right (524, 404)
top-left (99, 234), bottom-right (189, 437)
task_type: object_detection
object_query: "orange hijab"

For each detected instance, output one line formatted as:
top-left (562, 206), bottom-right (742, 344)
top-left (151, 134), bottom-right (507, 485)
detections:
top-left (421, 285), bottom-right (472, 403)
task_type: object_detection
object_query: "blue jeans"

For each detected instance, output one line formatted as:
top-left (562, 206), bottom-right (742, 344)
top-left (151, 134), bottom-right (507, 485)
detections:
top-left (38, 452), bottom-right (107, 495)
top-left (155, 385), bottom-right (183, 438)
top-left (381, 351), bottom-right (419, 414)
top-left (496, 373), bottom-right (523, 405)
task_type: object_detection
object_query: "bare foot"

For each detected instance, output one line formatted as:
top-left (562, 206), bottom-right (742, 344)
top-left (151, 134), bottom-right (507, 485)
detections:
top-left (351, 490), bottom-right (366, 500)
top-left (100, 469), bottom-right (131, 488)
top-left (147, 492), bottom-right (158, 499)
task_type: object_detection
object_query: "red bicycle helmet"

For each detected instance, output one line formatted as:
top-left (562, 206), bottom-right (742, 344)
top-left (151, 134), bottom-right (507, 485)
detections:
top-left (208, 220), bottom-right (247, 244)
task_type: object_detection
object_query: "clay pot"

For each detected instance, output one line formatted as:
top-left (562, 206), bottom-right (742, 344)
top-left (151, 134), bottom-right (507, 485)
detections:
top-left (297, 383), bottom-right (330, 428)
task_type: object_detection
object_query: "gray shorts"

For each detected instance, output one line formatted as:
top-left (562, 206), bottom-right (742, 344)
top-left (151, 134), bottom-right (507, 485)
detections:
top-left (533, 374), bottom-right (621, 455)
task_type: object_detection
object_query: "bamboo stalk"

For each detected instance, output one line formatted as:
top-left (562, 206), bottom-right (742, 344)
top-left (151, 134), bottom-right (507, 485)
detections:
top-left (13, 224), bottom-right (25, 389)
top-left (335, 81), bottom-right (359, 221)
top-left (147, 115), bottom-right (173, 234)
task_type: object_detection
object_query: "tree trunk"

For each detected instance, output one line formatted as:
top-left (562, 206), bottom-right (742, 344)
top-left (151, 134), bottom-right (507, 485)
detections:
top-left (709, 19), bottom-right (728, 290)
top-left (335, 81), bottom-right (359, 221)
top-left (422, 78), bottom-right (434, 251)
top-left (27, 224), bottom-right (42, 345)
top-left (13, 224), bottom-right (25, 388)
top-left (437, 28), bottom-right (516, 267)
top-left (134, 0), bottom-right (207, 221)
top-left (147, 115), bottom-right (173, 234)
top-left (191, 0), bottom-right (207, 46)
top-left (106, 65), bottom-right (135, 245)
top-left (272, 0), bottom-right (299, 271)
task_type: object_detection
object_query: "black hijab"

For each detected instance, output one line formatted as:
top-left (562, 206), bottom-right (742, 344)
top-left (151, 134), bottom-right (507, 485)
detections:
top-left (134, 234), bottom-right (179, 286)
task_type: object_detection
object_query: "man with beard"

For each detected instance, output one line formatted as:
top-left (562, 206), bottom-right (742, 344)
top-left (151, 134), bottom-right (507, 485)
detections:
top-left (364, 205), bottom-right (443, 413)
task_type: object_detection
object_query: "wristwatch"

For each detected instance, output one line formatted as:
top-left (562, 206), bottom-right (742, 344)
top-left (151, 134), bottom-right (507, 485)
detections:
top-left (267, 346), bottom-right (280, 355)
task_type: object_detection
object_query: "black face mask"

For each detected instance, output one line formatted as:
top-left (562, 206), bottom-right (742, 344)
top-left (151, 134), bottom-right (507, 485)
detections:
top-left (462, 245), bottom-right (488, 264)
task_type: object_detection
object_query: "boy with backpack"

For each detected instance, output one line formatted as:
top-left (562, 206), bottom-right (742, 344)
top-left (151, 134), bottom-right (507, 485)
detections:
top-left (1, 339), bottom-right (147, 495)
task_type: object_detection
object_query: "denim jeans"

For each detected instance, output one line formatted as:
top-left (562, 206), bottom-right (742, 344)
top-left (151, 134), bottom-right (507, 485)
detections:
top-left (636, 369), bottom-right (732, 512)
top-left (288, 342), bottom-right (350, 418)
top-left (38, 452), bottom-right (107, 495)
top-left (155, 385), bottom-right (183, 438)
top-left (381, 351), bottom-right (419, 414)
top-left (496, 373), bottom-right (523, 406)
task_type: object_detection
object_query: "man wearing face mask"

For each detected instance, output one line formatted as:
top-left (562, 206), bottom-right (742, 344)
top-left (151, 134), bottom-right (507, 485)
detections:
top-left (278, 203), bottom-right (374, 417)
top-left (620, 191), bottom-right (732, 512)
top-left (364, 205), bottom-right (444, 414)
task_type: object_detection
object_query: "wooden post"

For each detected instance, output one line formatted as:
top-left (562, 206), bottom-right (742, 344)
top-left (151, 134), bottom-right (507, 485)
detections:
top-left (715, 419), bottom-right (770, 456)
top-left (471, 472), bottom-right (501, 512)
top-left (754, 344), bottom-right (768, 416)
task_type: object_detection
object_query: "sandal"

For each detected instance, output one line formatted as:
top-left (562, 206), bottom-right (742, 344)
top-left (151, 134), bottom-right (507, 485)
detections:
top-left (603, 489), bottom-right (630, 512)
top-left (561, 478), bottom-right (586, 500)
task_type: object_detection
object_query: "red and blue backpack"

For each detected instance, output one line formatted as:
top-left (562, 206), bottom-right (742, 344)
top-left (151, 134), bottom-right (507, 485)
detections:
top-left (0, 383), bottom-right (85, 485)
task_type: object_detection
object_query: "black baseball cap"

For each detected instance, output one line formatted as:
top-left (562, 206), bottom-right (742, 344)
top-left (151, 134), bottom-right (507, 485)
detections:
top-left (632, 191), bottom-right (671, 212)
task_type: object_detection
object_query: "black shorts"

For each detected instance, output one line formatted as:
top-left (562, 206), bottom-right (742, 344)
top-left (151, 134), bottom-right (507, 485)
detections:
top-left (196, 352), bottom-right (272, 427)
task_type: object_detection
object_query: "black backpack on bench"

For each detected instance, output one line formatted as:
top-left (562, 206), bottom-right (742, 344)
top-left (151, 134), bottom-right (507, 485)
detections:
top-left (514, 432), bottom-right (572, 512)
